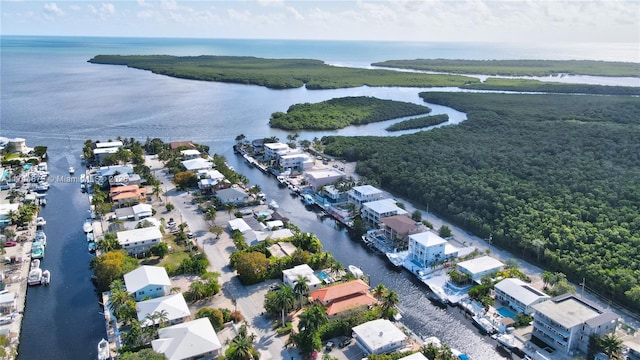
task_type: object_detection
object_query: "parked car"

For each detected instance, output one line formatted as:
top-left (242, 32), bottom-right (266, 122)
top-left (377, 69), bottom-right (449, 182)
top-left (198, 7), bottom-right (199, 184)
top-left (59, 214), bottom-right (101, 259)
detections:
top-left (338, 337), bottom-right (352, 348)
top-left (187, 232), bottom-right (194, 239)
top-left (3, 241), bottom-right (17, 247)
top-left (325, 341), bottom-right (334, 351)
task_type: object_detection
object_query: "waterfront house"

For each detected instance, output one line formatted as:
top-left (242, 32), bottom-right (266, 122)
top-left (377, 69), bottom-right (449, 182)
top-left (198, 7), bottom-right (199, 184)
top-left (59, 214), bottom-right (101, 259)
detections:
top-left (282, 264), bottom-right (322, 292)
top-left (406, 231), bottom-right (448, 269)
top-left (0, 290), bottom-right (16, 314)
top-left (352, 319), bottom-right (408, 355)
top-left (137, 294), bottom-right (191, 327)
top-left (0, 137), bottom-right (28, 153)
top-left (267, 242), bottom-right (298, 258)
top-left (263, 142), bottom-right (290, 160)
top-left (181, 158), bottom-right (212, 172)
top-left (108, 173), bottom-right (142, 187)
top-left (215, 187), bottom-right (249, 205)
top-left (399, 353), bottom-right (429, 360)
top-left (361, 199), bottom-right (408, 227)
top-left (279, 152), bottom-right (314, 171)
top-left (109, 185), bottom-right (147, 207)
top-left (530, 294), bottom-right (618, 356)
top-left (95, 140), bottom-right (124, 149)
top-left (115, 203), bottom-right (154, 221)
top-left (124, 265), bottom-right (172, 301)
top-left (93, 147), bottom-right (119, 164)
top-left (168, 141), bottom-right (196, 150)
top-left (347, 185), bottom-right (384, 210)
top-left (308, 279), bottom-right (376, 317)
top-left (494, 278), bottom-right (550, 315)
top-left (180, 149), bottom-right (201, 160)
top-left (228, 218), bottom-right (252, 233)
top-left (0, 203), bottom-right (19, 227)
top-left (380, 215), bottom-right (427, 251)
top-left (151, 318), bottom-right (222, 360)
top-left (321, 185), bottom-right (348, 203)
top-left (456, 256), bottom-right (504, 283)
top-left (116, 226), bottom-right (162, 255)
top-left (303, 169), bottom-right (345, 192)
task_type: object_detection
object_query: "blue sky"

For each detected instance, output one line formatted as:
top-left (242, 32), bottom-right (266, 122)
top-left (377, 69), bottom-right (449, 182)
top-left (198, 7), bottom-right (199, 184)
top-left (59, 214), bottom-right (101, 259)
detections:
top-left (1, 0), bottom-right (639, 44)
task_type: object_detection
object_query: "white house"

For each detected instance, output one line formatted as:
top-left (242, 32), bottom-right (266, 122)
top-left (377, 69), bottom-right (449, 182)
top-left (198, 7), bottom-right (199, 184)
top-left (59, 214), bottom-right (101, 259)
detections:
top-left (303, 169), bottom-right (345, 192)
top-left (494, 278), bottom-right (550, 315)
top-left (181, 158), bottom-right (212, 172)
top-left (264, 142), bottom-right (290, 160)
top-left (406, 231), bottom-right (448, 268)
top-left (282, 264), bottom-right (322, 292)
top-left (180, 149), bottom-right (201, 160)
top-left (279, 152), bottom-right (314, 171)
top-left (352, 319), bottom-right (408, 355)
top-left (531, 294), bottom-right (618, 356)
top-left (0, 203), bottom-right (20, 227)
top-left (0, 290), bottom-right (16, 314)
top-left (117, 227), bottom-right (163, 255)
top-left (93, 147), bottom-right (119, 163)
top-left (361, 198), bottom-right (408, 226)
top-left (95, 140), bottom-right (123, 149)
top-left (152, 318), bottom-right (222, 360)
top-left (456, 256), bottom-right (504, 282)
top-left (215, 187), bottom-right (249, 205)
top-left (137, 294), bottom-right (191, 327)
top-left (347, 185), bottom-right (384, 209)
top-left (124, 265), bottom-right (172, 301)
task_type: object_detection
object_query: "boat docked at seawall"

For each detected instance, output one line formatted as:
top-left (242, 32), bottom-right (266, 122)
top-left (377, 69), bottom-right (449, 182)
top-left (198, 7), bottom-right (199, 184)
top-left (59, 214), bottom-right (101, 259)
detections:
top-left (41, 270), bottom-right (50, 286)
top-left (451, 348), bottom-right (471, 360)
top-left (268, 199), bottom-right (279, 210)
top-left (385, 251), bottom-right (408, 268)
top-left (495, 333), bottom-right (517, 350)
top-left (88, 240), bottom-right (96, 253)
top-left (83, 219), bottom-right (93, 233)
top-left (347, 265), bottom-right (364, 279)
top-left (36, 216), bottom-right (46, 227)
top-left (97, 338), bottom-right (110, 360)
top-left (69, 166), bottom-right (75, 175)
top-left (472, 315), bottom-right (497, 335)
top-left (27, 268), bottom-right (43, 286)
top-left (32, 241), bottom-right (45, 259)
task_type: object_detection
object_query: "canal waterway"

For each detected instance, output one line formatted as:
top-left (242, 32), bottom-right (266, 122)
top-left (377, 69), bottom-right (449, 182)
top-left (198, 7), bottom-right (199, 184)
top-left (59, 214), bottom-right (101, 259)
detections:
top-left (3, 36), bottom-right (637, 359)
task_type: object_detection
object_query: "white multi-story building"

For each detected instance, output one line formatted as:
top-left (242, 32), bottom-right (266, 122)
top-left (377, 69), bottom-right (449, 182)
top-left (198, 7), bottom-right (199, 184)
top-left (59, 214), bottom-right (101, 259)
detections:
top-left (279, 152), bottom-right (313, 171)
top-left (406, 231), bottom-right (448, 268)
top-left (304, 169), bottom-right (345, 192)
top-left (530, 294), bottom-right (618, 356)
top-left (361, 198), bottom-right (408, 226)
top-left (352, 319), bottom-right (408, 355)
top-left (282, 264), bottom-right (322, 292)
top-left (494, 278), bottom-right (550, 315)
top-left (117, 227), bottom-right (163, 255)
top-left (263, 142), bottom-right (291, 160)
top-left (347, 185), bottom-right (384, 209)
top-left (456, 256), bottom-right (504, 282)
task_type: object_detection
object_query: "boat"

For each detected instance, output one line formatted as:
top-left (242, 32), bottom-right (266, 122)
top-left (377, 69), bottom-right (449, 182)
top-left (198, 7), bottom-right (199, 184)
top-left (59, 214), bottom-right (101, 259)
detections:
top-left (32, 241), bottom-right (45, 259)
top-left (41, 270), bottom-right (50, 285)
top-left (472, 315), bottom-right (497, 334)
top-left (30, 259), bottom-right (40, 270)
top-left (27, 268), bottom-right (43, 286)
top-left (495, 333), bottom-right (517, 350)
top-left (88, 241), bottom-right (96, 253)
top-left (347, 265), bottom-right (364, 279)
top-left (83, 219), bottom-right (93, 233)
top-left (39, 198), bottom-right (47, 206)
top-left (423, 336), bottom-right (442, 348)
top-left (98, 338), bottom-right (110, 360)
top-left (35, 217), bottom-right (46, 226)
top-left (385, 251), bottom-right (408, 268)
top-left (35, 230), bottom-right (47, 246)
top-left (87, 232), bottom-right (95, 243)
top-left (428, 284), bottom-right (449, 305)
top-left (451, 348), bottom-right (471, 360)
top-left (268, 199), bottom-right (279, 210)
top-left (69, 166), bottom-right (75, 174)
top-left (303, 194), bottom-right (315, 206)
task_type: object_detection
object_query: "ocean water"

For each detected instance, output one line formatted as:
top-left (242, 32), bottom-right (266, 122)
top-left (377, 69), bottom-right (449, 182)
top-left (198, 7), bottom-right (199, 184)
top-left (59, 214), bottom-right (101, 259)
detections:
top-left (1, 36), bottom-right (638, 359)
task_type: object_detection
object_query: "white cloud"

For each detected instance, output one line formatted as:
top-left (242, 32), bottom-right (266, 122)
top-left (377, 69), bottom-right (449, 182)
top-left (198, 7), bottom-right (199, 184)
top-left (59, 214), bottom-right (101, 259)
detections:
top-left (227, 8), bottom-right (252, 22)
top-left (137, 0), bottom-right (153, 8)
top-left (43, 2), bottom-right (64, 16)
top-left (258, 0), bottom-right (284, 7)
top-left (286, 6), bottom-right (304, 21)
top-left (101, 3), bottom-right (115, 15)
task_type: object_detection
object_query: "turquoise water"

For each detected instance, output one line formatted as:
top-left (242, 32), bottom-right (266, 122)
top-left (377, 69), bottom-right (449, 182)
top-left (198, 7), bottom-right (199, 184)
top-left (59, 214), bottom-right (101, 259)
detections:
top-left (1, 170), bottom-right (8, 180)
top-left (497, 307), bottom-right (517, 319)
top-left (316, 271), bottom-right (330, 281)
top-left (22, 163), bottom-right (32, 170)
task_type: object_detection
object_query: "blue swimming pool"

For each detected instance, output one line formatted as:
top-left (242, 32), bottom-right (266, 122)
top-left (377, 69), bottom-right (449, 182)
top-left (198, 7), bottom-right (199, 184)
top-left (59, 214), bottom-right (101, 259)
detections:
top-left (497, 307), bottom-right (517, 319)
top-left (316, 271), bottom-right (330, 281)
top-left (23, 163), bottom-right (32, 170)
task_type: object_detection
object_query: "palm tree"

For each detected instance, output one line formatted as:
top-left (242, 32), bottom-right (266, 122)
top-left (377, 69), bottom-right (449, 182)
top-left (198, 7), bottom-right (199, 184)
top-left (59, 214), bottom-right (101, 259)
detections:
top-left (381, 289), bottom-right (400, 318)
top-left (293, 275), bottom-right (310, 309)
top-left (226, 323), bottom-right (256, 360)
top-left (372, 283), bottom-right (387, 301)
top-left (152, 181), bottom-right (163, 201)
top-left (209, 225), bottom-right (224, 239)
top-left (225, 202), bottom-right (236, 216)
top-left (145, 309), bottom-right (169, 328)
top-left (97, 232), bottom-right (120, 253)
top-left (186, 281), bottom-right (206, 302)
top-left (298, 305), bottom-right (327, 334)
top-left (600, 333), bottom-right (623, 359)
top-left (205, 208), bottom-right (217, 221)
top-left (273, 285), bottom-right (295, 326)
top-left (108, 281), bottom-right (134, 320)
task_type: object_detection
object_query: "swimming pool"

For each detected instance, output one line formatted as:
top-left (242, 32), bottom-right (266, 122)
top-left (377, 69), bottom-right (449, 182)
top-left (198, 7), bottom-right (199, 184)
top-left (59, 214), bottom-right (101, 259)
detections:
top-left (23, 163), bottom-right (32, 170)
top-left (316, 271), bottom-right (330, 281)
top-left (497, 307), bottom-right (517, 319)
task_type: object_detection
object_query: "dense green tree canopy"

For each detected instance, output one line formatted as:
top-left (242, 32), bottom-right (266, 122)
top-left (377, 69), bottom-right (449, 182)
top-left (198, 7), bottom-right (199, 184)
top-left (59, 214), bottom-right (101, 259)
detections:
top-left (323, 92), bottom-right (640, 310)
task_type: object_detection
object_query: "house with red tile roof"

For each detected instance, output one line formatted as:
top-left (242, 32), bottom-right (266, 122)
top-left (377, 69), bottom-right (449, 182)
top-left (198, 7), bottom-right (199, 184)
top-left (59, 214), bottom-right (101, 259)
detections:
top-left (308, 279), bottom-right (377, 317)
top-left (109, 185), bottom-right (147, 207)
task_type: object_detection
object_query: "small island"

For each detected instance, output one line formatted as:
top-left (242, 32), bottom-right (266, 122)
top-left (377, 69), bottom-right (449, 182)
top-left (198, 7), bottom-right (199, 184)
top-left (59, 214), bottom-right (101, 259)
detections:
top-left (268, 96), bottom-right (431, 130)
top-left (386, 114), bottom-right (449, 132)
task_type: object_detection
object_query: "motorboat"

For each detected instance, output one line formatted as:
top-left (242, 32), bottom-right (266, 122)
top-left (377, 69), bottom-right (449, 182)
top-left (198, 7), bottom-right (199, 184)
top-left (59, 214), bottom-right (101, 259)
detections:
top-left (87, 232), bottom-right (95, 243)
top-left (69, 166), bottom-right (75, 174)
top-left (27, 268), bottom-right (43, 286)
top-left (268, 199), bottom-right (279, 210)
top-left (35, 230), bottom-right (47, 246)
top-left (36, 217), bottom-right (46, 226)
top-left (39, 198), bottom-right (47, 206)
top-left (385, 251), bottom-right (408, 268)
top-left (41, 270), bottom-right (50, 285)
top-left (88, 241), bottom-right (96, 253)
top-left (83, 219), bottom-right (93, 233)
top-left (495, 333), bottom-right (517, 350)
top-left (32, 241), bottom-right (45, 259)
top-left (303, 194), bottom-right (314, 205)
top-left (98, 338), bottom-right (110, 360)
top-left (451, 348), bottom-right (471, 360)
top-left (472, 315), bottom-right (497, 334)
top-left (347, 265), bottom-right (364, 279)
top-left (30, 259), bottom-right (40, 270)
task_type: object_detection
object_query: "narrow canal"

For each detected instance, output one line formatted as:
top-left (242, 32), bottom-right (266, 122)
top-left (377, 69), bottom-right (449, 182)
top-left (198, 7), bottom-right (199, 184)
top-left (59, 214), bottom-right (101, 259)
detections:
top-left (18, 146), bottom-right (105, 360)
top-left (223, 148), bottom-right (506, 359)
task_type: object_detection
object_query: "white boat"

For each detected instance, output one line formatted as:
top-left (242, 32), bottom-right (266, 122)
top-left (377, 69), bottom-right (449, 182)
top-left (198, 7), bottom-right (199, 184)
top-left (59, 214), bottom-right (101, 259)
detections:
top-left (27, 268), bottom-right (43, 286)
top-left (423, 336), bottom-right (442, 348)
top-left (303, 194), bottom-right (314, 205)
top-left (30, 259), bottom-right (40, 270)
top-left (385, 251), bottom-right (408, 267)
top-left (83, 220), bottom-right (93, 233)
top-left (69, 166), bottom-right (75, 174)
top-left (428, 285), bottom-right (449, 305)
top-left (451, 348), bottom-right (471, 360)
top-left (98, 338), bottom-right (110, 360)
top-left (268, 199), bottom-right (279, 210)
top-left (41, 270), bottom-right (50, 285)
top-left (39, 198), bottom-right (47, 206)
top-left (472, 315), bottom-right (496, 334)
top-left (36, 217), bottom-right (46, 226)
top-left (495, 333), bottom-right (517, 349)
top-left (347, 265), bottom-right (364, 279)
top-left (35, 230), bottom-right (47, 246)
